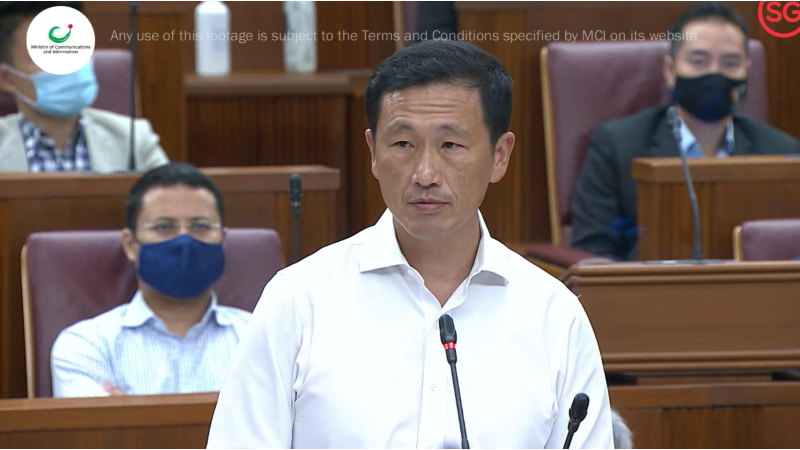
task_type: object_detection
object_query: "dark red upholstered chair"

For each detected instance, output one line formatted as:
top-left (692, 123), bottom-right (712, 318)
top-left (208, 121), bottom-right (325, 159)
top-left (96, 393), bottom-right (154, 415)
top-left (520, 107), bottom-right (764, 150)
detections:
top-left (0, 49), bottom-right (137, 117)
top-left (527, 40), bottom-right (768, 268)
top-left (733, 219), bottom-right (800, 261)
top-left (21, 228), bottom-right (283, 398)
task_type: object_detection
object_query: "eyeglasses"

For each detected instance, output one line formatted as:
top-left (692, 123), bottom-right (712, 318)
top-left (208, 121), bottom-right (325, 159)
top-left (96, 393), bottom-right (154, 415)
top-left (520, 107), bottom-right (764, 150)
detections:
top-left (141, 219), bottom-right (221, 238)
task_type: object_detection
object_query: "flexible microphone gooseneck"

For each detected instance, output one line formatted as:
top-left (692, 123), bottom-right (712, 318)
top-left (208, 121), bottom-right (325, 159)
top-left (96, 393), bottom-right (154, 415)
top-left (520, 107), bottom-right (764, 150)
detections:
top-left (288, 173), bottom-right (302, 264)
top-left (128, 1), bottom-right (138, 171)
top-left (439, 314), bottom-right (469, 449)
top-left (668, 107), bottom-right (702, 261)
top-left (562, 393), bottom-right (590, 449)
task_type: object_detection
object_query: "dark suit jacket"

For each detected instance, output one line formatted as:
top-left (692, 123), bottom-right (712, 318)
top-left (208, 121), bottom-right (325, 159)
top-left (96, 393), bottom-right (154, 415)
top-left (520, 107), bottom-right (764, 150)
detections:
top-left (570, 105), bottom-right (800, 261)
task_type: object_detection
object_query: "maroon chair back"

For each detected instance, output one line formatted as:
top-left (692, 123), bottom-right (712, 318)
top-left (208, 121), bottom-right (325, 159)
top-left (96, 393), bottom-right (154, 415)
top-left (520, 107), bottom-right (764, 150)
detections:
top-left (542, 40), bottom-right (768, 246)
top-left (736, 219), bottom-right (800, 261)
top-left (0, 49), bottom-right (137, 117)
top-left (22, 228), bottom-right (283, 398)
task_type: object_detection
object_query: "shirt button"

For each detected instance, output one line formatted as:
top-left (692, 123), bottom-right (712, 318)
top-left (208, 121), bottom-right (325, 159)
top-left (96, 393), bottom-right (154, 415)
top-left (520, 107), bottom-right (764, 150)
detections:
top-left (427, 445), bottom-right (434, 449)
top-left (430, 383), bottom-right (437, 391)
top-left (434, 322), bottom-right (439, 330)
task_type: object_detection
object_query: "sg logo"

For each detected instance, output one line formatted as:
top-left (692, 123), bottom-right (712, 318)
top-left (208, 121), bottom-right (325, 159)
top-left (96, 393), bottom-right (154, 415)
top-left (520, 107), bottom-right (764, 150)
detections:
top-left (759, 1), bottom-right (800, 38)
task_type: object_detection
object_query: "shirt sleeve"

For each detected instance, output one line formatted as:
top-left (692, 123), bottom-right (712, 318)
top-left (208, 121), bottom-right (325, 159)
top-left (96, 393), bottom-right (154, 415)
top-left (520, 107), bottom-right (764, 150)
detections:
top-left (544, 290), bottom-right (614, 449)
top-left (207, 272), bottom-right (306, 449)
top-left (51, 325), bottom-right (113, 398)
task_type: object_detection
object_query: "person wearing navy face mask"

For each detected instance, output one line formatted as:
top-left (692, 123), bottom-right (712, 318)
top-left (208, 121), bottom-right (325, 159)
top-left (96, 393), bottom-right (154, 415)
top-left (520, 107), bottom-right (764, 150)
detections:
top-left (0, 1), bottom-right (168, 173)
top-left (570, 2), bottom-right (800, 262)
top-left (51, 163), bottom-right (251, 397)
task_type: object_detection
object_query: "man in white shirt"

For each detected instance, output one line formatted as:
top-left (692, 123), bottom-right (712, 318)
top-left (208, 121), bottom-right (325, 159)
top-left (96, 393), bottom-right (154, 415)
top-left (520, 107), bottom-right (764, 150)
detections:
top-left (207, 39), bottom-right (613, 448)
top-left (51, 163), bottom-right (250, 397)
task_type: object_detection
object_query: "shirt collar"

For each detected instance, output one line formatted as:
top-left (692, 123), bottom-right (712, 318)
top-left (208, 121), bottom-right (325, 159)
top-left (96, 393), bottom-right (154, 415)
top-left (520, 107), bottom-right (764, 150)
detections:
top-left (357, 209), bottom-right (510, 283)
top-left (670, 106), bottom-right (735, 158)
top-left (121, 290), bottom-right (233, 328)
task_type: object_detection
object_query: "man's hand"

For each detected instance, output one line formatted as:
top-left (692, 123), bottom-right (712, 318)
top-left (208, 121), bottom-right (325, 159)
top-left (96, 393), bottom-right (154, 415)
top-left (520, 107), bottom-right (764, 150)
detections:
top-left (103, 380), bottom-right (127, 396)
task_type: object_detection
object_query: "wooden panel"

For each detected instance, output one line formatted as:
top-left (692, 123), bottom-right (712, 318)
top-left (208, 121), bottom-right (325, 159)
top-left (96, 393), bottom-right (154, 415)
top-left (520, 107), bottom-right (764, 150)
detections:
top-left (565, 261), bottom-right (800, 372)
top-left (84, 3), bottom-right (186, 162)
top-left (2, 383), bottom-right (800, 448)
top-left (457, 1), bottom-right (800, 243)
top-left (316, 1), bottom-right (396, 69)
top-left (634, 157), bottom-right (800, 260)
top-left (0, 168), bottom-right (339, 399)
top-left (457, 12), bottom-right (538, 244)
top-left (185, 88), bottom-right (348, 239)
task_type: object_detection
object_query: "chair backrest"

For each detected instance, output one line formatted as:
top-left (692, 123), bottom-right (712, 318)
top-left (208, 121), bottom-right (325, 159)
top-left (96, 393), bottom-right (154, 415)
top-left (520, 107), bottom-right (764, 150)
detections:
top-left (541, 40), bottom-right (768, 245)
top-left (22, 228), bottom-right (283, 398)
top-left (0, 49), bottom-right (138, 117)
top-left (733, 219), bottom-right (800, 261)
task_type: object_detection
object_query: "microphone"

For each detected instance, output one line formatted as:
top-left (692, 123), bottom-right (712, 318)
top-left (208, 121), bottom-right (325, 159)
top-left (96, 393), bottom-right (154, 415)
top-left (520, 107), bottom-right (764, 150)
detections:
top-left (288, 173), bottom-right (302, 264)
top-left (128, 1), bottom-right (138, 171)
top-left (439, 314), bottom-right (469, 449)
top-left (667, 107), bottom-right (702, 261)
top-left (563, 393), bottom-right (589, 449)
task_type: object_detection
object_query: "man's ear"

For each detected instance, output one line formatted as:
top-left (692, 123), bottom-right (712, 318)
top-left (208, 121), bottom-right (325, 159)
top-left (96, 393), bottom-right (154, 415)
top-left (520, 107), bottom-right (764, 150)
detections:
top-left (663, 54), bottom-right (677, 89)
top-left (365, 129), bottom-right (378, 180)
top-left (121, 228), bottom-right (138, 264)
top-left (490, 132), bottom-right (515, 184)
top-left (0, 66), bottom-right (14, 94)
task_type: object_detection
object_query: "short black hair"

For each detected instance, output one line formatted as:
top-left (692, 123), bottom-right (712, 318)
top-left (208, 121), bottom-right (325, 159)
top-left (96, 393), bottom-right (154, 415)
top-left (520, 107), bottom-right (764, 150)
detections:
top-left (124, 162), bottom-right (225, 233)
top-left (365, 39), bottom-right (512, 147)
top-left (669, 2), bottom-right (748, 57)
top-left (0, 2), bottom-right (82, 64)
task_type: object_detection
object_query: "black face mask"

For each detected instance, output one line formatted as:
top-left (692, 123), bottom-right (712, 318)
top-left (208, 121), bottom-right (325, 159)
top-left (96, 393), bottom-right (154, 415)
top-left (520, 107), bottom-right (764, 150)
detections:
top-left (672, 73), bottom-right (748, 123)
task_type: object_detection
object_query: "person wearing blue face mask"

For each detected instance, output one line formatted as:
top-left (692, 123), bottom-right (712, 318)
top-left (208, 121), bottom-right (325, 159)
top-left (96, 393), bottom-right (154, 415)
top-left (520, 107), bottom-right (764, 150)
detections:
top-left (0, 2), bottom-right (169, 173)
top-left (570, 2), bottom-right (800, 262)
top-left (50, 163), bottom-right (251, 397)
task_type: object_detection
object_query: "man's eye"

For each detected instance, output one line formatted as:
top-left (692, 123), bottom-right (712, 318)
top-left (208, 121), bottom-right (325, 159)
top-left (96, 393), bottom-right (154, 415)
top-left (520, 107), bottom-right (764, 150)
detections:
top-left (443, 142), bottom-right (461, 149)
top-left (394, 141), bottom-right (412, 148)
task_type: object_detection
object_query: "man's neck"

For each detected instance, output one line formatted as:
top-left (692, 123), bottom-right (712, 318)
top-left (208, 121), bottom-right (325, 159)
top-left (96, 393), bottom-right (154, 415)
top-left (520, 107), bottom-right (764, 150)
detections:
top-left (395, 213), bottom-right (481, 307)
top-left (677, 106), bottom-right (729, 157)
top-left (140, 288), bottom-right (212, 338)
top-left (18, 102), bottom-right (79, 152)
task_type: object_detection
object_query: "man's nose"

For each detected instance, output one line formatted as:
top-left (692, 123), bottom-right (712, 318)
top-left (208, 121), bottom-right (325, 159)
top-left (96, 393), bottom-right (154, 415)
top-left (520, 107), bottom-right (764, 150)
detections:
top-left (412, 146), bottom-right (442, 187)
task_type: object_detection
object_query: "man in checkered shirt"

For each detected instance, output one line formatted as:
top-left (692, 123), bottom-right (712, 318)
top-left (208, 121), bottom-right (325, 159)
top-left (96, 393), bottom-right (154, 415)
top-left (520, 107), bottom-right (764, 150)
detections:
top-left (0, 2), bottom-right (168, 173)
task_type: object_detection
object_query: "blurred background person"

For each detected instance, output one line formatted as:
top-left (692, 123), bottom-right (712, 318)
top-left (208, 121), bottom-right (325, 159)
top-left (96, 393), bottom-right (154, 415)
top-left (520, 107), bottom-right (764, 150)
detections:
top-left (51, 163), bottom-right (249, 397)
top-left (0, 1), bottom-right (168, 173)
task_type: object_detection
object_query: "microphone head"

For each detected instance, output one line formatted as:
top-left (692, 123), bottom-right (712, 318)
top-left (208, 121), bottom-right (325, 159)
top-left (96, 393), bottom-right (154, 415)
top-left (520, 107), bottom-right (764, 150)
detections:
top-left (289, 173), bottom-right (302, 197)
top-left (438, 314), bottom-right (457, 344)
top-left (569, 393), bottom-right (590, 422)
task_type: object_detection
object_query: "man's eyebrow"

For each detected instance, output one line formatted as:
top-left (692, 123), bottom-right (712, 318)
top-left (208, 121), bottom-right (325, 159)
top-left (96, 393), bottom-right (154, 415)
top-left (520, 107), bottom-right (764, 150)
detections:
top-left (438, 123), bottom-right (469, 136)
top-left (386, 122), bottom-right (414, 134)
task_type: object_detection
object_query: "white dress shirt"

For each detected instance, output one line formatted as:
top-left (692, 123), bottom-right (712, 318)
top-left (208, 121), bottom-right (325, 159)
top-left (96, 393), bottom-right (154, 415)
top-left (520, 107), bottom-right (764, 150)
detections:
top-left (51, 291), bottom-right (250, 397)
top-left (207, 210), bottom-right (613, 449)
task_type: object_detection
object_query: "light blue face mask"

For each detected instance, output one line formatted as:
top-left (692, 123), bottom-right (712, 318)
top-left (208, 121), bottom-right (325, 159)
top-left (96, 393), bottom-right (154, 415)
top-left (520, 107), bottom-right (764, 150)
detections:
top-left (1, 59), bottom-right (98, 117)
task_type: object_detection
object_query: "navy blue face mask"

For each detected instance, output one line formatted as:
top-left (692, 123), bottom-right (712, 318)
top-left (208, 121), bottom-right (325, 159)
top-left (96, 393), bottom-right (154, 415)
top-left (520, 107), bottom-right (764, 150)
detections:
top-left (136, 234), bottom-right (225, 300)
top-left (673, 73), bottom-right (748, 123)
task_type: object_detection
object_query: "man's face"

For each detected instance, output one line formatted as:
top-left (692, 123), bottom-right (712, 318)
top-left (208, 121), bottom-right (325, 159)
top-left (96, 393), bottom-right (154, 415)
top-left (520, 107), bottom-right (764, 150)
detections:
top-left (0, 18), bottom-right (39, 100)
top-left (365, 84), bottom-right (514, 241)
top-left (665, 19), bottom-right (749, 87)
top-left (122, 184), bottom-right (224, 265)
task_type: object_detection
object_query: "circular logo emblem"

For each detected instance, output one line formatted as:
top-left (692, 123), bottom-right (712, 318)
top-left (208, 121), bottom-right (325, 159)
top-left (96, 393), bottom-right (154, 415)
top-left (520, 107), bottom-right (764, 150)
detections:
top-left (26, 6), bottom-right (95, 75)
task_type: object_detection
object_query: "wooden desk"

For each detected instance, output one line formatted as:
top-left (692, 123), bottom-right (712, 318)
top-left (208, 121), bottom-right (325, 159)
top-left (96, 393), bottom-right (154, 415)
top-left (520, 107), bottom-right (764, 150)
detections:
top-left (3, 382), bottom-right (800, 448)
top-left (633, 156), bottom-right (800, 260)
top-left (0, 166), bottom-right (339, 399)
top-left (563, 260), bottom-right (800, 373)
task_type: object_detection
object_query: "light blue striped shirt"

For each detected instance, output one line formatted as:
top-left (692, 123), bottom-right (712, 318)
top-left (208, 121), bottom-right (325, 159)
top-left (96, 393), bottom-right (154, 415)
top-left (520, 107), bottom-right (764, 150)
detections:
top-left (51, 291), bottom-right (251, 398)
top-left (670, 106), bottom-right (735, 159)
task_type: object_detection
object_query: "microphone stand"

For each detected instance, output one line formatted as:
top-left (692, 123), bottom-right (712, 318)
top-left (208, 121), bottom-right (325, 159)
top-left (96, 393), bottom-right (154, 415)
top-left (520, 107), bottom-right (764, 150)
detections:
top-left (128, 1), bottom-right (138, 171)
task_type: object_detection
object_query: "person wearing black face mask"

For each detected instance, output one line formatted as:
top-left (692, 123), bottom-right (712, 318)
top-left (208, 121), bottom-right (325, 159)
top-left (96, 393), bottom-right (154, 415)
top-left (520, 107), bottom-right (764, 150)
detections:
top-left (570, 2), bottom-right (800, 262)
top-left (50, 163), bottom-right (251, 398)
